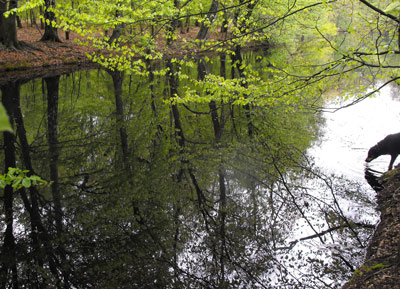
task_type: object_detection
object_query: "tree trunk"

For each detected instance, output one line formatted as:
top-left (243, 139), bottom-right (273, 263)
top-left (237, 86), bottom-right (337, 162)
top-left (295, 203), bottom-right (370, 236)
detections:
top-left (232, 45), bottom-right (254, 137)
top-left (108, 7), bottom-right (122, 44)
top-left (108, 70), bottom-right (129, 167)
top-left (0, 0), bottom-right (6, 43)
top-left (11, 82), bottom-right (62, 285)
top-left (167, 61), bottom-right (185, 147)
top-left (217, 168), bottom-right (227, 287)
top-left (45, 76), bottom-right (70, 288)
top-left (45, 76), bottom-right (63, 235)
top-left (39, 6), bottom-right (44, 29)
top-left (16, 15), bottom-right (22, 28)
top-left (166, 0), bottom-right (183, 45)
top-left (198, 59), bottom-right (222, 142)
top-left (30, 10), bottom-right (35, 27)
top-left (198, 57), bottom-right (228, 286)
top-left (220, 9), bottom-right (228, 40)
top-left (40, 0), bottom-right (61, 42)
top-left (0, 0), bottom-right (19, 48)
top-left (0, 85), bottom-right (19, 289)
top-left (196, 0), bottom-right (219, 41)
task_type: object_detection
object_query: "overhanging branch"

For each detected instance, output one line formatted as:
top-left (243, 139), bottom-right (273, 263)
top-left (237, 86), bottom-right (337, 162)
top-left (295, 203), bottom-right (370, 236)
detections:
top-left (359, 0), bottom-right (399, 23)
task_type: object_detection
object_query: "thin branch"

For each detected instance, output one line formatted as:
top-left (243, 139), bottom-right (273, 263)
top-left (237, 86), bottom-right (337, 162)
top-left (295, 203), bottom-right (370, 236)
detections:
top-left (359, 0), bottom-right (399, 23)
top-left (276, 222), bottom-right (374, 251)
top-left (323, 76), bottom-right (400, 112)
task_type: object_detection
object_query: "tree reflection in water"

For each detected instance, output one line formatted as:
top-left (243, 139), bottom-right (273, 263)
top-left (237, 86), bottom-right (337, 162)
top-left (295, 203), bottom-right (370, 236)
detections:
top-left (0, 56), bottom-right (377, 288)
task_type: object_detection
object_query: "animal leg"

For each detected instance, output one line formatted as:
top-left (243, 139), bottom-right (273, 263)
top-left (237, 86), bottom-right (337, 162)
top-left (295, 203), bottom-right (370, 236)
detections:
top-left (389, 154), bottom-right (398, 170)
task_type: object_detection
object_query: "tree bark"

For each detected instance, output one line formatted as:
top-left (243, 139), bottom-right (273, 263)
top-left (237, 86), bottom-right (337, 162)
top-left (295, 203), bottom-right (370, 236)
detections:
top-left (167, 61), bottom-right (185, 147)
top-left (232, 45), bottom-right (254, 137)
top-left (45, 76), bottom-right (63, 235)
top-left (197, 57), bottom-right (228, 286)
top-left (0, 0), bottom-right (19, 48)
top-left (16, 15), bottom-right (22, 28)
top-left (196, 0), bottom-right (219, 41)
top-left (0, 85), bottom-right (20, 289)
top-left (11, 81), bottom-right (62, 285)
top-left (40, 0), bottom-right (61, 42)
top-left (217, 168), bottom-right (227, 287)
top-left (109, 70), bottom-right (130, 168)
top-left (45, 76), bottom-right (70, 288)
top-left (0, 0), bottom-right (6, 43)
top-left (107, 2), bottom-right (123, 44)
top-left (198, 59), bottom-right (222, 142)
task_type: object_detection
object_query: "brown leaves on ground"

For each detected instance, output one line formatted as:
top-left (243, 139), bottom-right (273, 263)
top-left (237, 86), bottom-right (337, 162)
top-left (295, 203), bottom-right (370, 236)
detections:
top-left (0, 22), bottom-right (228, 72)
top-left (0, 24), bottom-right (95, 71)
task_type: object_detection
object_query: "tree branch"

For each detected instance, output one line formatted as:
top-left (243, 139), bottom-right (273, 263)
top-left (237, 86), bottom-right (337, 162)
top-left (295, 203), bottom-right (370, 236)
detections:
top-left (359, 0), bottom-right (399, 23)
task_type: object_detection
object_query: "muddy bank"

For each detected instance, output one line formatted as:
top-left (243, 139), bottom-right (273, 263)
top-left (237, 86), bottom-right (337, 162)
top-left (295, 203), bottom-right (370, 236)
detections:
top-left (342, 168), bottom-right (400, 289)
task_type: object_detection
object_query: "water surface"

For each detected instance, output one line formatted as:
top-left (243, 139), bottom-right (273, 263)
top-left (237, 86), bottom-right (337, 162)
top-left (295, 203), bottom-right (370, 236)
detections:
top-left (312, 82), bottom-right (400, 178)
top-left (0, 58), bottom-right (386, 288)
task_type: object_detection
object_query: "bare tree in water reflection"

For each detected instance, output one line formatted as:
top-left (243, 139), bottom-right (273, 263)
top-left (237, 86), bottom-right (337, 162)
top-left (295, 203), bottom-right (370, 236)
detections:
top-left (0, 60), bottom-right (377, 289)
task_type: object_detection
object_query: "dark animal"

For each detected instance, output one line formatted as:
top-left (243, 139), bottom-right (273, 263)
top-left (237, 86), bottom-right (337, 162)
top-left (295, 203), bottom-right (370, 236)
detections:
top-left (366, 132), bottom-right (400, 170)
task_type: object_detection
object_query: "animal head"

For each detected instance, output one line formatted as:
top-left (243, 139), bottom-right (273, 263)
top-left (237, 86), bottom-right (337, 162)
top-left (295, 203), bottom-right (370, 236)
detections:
top-left (365, 145), bottom-right (380, 162)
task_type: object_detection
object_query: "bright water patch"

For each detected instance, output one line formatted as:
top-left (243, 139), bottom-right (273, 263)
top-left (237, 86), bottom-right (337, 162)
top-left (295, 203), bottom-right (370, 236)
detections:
top-left (311, 83), bottom-right (400, 179)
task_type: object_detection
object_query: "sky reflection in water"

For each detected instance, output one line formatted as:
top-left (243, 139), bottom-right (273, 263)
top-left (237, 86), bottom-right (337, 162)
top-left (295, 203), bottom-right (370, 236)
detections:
top-left (311, 83), bottom-right (400, 180)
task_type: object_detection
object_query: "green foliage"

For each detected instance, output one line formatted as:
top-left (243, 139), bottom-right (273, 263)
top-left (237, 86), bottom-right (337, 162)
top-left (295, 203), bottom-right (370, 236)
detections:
top-left (3, 0), bottom-right (45, 18)
top-left (0, 167), bottom-right (46, 190)
top-left (353, 263), bottom-right (386, 277)
top-left (1, 0), bottom-right (392, 287)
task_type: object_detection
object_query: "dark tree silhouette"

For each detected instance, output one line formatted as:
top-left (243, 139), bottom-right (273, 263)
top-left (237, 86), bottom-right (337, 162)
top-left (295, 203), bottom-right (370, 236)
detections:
top-left (41, 0), bottom-right (61, 42)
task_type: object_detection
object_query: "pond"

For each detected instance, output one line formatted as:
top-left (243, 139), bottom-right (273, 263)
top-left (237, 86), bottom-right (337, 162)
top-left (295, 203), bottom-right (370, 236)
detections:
top-left (312, 83), bottom-right (400, 179)
top-left (0, 52), bottom-right (387, 288)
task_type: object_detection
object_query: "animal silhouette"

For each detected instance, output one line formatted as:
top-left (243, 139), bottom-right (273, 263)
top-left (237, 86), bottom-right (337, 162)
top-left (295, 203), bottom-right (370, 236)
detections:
top-left (366, 132), bottom-right (400, 170)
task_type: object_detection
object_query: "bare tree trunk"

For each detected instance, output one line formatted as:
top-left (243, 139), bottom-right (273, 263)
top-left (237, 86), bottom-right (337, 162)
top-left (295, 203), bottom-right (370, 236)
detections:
top-left (0, 85), bottom-right (20, 289)
top-left (45, 76), bottom-right (63, 235)
top-left (198, 57), bottom-right (228, 286)
top-left (45, 76), bottom-right (70, 288)
top-left (108, 70), bottom-right (129, 168)
top-left (16, 15), bottom-right (22, 28)
top-left (220, 8), bottom-right (228, 40)
top-left (30, 10), bottom-right (35, 27)
top-left (0, 0), bottom-right (19, 48)
top-left (217, 168), bottom-right (227, 287)
top-left (0, 0), bottom-right (6, 43)
top-left (198, 59), bottom-right (222, 141)
top-left (12, 82), bottom-right (63, 286)
top-left (232, 45), bottom-right (254, 137)
top-left (166, 0), bottom-right (183, 45)
top-left (167, 61), bottom-right (185, 147)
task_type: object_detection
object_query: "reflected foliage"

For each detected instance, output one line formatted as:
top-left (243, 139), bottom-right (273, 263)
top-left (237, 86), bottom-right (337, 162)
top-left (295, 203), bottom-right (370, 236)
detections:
top-left (0, 52), bottom-right (376, 288)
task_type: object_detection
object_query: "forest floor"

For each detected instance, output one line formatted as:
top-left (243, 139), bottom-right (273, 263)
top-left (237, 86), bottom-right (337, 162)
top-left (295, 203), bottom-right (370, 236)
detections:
top-left (0, 25), bottom-right (94, 71)
top-left (0, 23), bottom-right (229, 73)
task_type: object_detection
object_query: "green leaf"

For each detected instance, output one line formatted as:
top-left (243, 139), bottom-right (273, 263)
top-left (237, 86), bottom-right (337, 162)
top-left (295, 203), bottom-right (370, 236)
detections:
top-left (12, 179), bottom-right (21, 188)
top-left (22, 178), bottom-right (32, 188)
top-left (0, 103), bottom-right (12, 132)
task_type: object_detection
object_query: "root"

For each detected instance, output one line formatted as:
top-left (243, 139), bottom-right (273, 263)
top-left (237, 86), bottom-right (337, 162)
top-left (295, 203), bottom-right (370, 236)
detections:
top-left (18, 41), bottom-right (48, 54)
